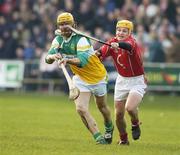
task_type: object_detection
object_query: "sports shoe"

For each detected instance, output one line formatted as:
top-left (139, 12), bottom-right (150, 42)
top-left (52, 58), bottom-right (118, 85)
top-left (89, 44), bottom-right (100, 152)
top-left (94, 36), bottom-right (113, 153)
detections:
top-left (117, 140), bottom-right (130, 145)
top-left (132, 125), bottom-right (141, 140)
top-left (104, 126), bottom-right (114, 144)
top-left (96, 136), bottom-right (108, 145)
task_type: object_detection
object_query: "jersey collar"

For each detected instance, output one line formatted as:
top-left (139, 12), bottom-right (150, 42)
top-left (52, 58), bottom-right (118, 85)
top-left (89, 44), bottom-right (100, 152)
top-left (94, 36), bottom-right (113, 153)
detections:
top-left (63, 32), bottom-right (76, 43)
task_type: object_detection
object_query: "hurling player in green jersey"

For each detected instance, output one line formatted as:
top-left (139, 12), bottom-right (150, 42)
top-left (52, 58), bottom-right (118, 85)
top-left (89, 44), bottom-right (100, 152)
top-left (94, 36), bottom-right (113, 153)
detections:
top-left (45, 12), bottom-right (114, 144)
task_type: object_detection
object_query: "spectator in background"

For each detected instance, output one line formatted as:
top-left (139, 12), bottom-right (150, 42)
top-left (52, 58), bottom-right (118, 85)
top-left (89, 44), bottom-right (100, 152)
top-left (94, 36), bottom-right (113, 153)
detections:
top-left (105, 11), bottom-right (117, 33)
top-left (166, 33), bottom-right (180, 62)
top-left (23, 41), bottom-right (35, 60)
top-left (0, 38), bottom-right (5, 58)
top-left (164, 0), bottom-right (179, 27)
top-left (78, 0), bottom-right (95, 32)
top-left (1, 30), bottom-right (17, 59)
top-left (148, 24), bottom-right (166, 62)
top-left (15, 46), bottom-right (24, 60)
top-left (135, 24), bottom-right (150, 61)
top-left (0, 0), bottom-right (179, 72)
top-left (121, 0), bottom-right (137, 21)
top-left (158, 32), bottom-right (172, 56)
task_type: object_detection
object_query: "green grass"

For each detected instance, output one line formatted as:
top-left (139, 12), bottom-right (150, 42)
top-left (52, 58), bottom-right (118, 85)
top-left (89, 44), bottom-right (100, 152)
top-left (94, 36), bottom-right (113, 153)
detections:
top-left (0, 92), bottom-right (180, 155)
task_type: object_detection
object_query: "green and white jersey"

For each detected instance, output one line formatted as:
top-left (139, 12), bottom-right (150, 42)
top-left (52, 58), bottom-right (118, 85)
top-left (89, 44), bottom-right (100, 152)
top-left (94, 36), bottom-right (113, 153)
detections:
top-left (47, 33), bottom-right (107, 84)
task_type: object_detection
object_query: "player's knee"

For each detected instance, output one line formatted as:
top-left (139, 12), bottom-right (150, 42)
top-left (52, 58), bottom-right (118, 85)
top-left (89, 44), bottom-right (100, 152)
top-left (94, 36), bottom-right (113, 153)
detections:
top-left (115, 111), bottom-right (124, 120)
top-left (97, 103), bottom-right (107, 111)
top-left (76, 106), bottom-right (88, 116)
top-left (125, 105), bottom-right (134, 114)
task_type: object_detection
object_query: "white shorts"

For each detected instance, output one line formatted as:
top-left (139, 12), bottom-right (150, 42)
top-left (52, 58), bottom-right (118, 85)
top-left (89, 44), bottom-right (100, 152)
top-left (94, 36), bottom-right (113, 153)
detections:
top-left (114, 74), bottom-right (147, 101)
top-left (72, 75), bottom-right (107, 96)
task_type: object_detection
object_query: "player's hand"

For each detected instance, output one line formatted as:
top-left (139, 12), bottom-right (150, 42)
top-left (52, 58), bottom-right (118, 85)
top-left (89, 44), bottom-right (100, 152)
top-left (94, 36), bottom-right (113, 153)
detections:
top-left (48, 53), bottom-right (62, 61)
top-left (111, 42), bottom-right (119, 49)
top-left (57, 57), bottom-right (68, 66)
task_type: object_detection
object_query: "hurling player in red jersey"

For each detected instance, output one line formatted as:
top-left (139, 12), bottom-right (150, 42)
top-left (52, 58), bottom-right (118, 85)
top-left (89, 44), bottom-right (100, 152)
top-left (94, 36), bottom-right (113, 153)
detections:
top-left (96, 20), bottom-right (147, 145)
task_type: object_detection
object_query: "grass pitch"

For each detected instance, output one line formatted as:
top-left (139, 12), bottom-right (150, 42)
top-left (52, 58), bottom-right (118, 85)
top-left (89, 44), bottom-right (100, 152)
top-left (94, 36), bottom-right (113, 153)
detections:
top-left (0, 92), bottom-right (180, 155)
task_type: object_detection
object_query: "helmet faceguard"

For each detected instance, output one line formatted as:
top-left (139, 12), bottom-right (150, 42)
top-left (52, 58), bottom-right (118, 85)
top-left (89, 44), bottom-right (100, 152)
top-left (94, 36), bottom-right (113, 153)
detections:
top-left (116, 20), bottom-right (133, 40)
top-left (116, 20), bottom-right (133, 34)
top-left (57, 12), bottom-right (75, 38)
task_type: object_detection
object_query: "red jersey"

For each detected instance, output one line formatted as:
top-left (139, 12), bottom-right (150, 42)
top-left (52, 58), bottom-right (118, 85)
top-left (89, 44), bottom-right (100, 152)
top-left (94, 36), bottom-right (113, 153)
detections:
top-left (101, 35), bottom-right (144, 77)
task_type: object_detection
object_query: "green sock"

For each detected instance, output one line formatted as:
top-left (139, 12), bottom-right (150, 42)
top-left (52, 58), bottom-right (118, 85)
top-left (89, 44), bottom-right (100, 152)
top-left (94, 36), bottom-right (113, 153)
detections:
top-left (93, 132), bottom-right (102, 141)
top-left (105, 121), bottom-right (113, 131)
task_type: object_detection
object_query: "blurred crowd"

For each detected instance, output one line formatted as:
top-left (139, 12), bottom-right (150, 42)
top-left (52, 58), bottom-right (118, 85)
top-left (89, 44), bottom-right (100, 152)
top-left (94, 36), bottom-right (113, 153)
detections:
top-left (0, 0), bottom-right (180, 62)
top-left (0, 0), bottom-right (180, 85)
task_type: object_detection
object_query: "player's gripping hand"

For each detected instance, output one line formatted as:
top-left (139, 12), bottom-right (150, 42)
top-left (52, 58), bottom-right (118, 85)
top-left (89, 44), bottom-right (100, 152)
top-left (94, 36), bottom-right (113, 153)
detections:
top-left (57, 57), bottom-right (68, 67)
top-left (111, 42), bottom-right (119, 49)
top-left (46, 53), bottom-right (62, 63)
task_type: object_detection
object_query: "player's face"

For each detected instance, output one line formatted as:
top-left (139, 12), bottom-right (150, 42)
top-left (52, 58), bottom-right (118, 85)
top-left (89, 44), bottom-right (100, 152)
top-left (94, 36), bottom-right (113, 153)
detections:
top-left (116, 27), bottom-right (130, 41)
top-left (58, 22), bottom-right (72, 38)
